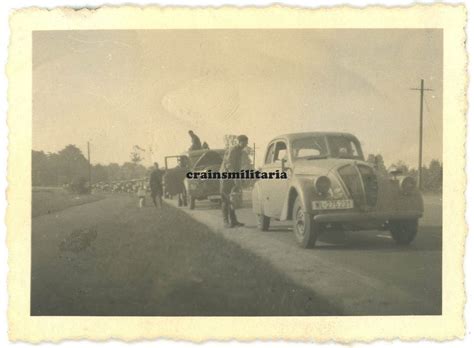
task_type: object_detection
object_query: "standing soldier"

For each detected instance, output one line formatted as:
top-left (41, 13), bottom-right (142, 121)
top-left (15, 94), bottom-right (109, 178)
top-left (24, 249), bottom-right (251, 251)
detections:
top-left (220, 134), bottom-right (248, 228)
top-left (188, 130), bottom-right (202, 151)
top-left (149, 162), bottom-right (163, 208)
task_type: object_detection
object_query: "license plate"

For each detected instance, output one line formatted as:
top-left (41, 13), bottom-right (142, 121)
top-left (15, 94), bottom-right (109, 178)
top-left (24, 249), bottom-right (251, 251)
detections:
top-left (312, 199), bottom-right (354, 210)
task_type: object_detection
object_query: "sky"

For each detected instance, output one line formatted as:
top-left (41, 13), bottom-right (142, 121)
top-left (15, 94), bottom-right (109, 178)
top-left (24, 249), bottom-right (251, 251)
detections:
top-left (33, 29), bottom-right (442, 168)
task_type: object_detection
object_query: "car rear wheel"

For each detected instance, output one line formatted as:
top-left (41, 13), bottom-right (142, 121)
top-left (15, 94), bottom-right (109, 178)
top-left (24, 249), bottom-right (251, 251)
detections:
top-left (256, 214), bottom-right (270, 231)
top-left (389, 219), bottom-right (418, 245)
top-left (292, 197), bottom-right (318, 248)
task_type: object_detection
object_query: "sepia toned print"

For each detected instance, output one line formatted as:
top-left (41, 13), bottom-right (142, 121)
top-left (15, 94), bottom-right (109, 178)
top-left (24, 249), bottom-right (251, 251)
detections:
top-left (8, 5), bottom-right (466, 342)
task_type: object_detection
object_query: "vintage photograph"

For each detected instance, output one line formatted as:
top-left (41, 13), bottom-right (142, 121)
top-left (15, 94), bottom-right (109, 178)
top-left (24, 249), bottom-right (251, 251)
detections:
top-left (6, 3), bottom-right (468, 342)
top-left (31, 28), bottom-right (443, 316)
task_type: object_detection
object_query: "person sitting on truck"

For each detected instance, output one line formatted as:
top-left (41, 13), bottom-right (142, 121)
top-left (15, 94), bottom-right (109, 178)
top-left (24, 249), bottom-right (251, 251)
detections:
top-left (188, 130), bottom-right (202, 151)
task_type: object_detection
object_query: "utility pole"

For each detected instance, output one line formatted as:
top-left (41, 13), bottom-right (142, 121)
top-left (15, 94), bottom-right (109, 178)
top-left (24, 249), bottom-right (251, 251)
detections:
top-left (87, 141), bottom-right (92, 188)
top-left (410, 79), bottom-right (433, 189)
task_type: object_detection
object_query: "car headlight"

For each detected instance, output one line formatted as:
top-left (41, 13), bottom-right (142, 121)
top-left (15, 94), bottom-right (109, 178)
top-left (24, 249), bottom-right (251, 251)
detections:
top-left (315, 176), bottom-right (331, 196)
top-left (400, 176), bottom-right (416, 195)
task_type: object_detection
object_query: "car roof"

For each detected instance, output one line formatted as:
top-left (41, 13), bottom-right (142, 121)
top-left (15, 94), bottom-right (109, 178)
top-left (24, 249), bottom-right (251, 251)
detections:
top-left (270, 132), bottom-right (358, 143)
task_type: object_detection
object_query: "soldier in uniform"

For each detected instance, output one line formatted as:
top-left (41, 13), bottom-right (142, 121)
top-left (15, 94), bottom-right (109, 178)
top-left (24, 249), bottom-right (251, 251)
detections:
top-left (188, 130), bottom-right (202, 151)
top-left (220, 134), bottom-right (248, 228)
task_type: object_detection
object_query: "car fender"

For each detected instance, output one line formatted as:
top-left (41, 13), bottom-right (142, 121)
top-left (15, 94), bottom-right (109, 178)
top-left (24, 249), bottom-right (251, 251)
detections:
top-left (401, 189), bottom-right (425, 214)
top-left (280, 177), bottom-right (313, 221)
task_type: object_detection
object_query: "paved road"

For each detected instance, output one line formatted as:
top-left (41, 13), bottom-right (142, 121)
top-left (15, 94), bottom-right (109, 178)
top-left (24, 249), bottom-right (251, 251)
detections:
top-left (167, 192), bottom-right (442, 315)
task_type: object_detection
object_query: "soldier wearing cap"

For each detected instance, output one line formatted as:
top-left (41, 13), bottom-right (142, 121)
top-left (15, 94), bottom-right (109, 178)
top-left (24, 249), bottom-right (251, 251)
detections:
top-left (220, 134), bottom-right (248, 228)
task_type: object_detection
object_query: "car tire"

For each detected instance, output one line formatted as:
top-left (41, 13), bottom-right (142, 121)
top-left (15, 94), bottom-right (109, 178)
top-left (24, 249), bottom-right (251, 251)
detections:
top-left (256, 214), bottom-right (270, 231)
top-left (189, 196), bottom-right (195, 210)
top-left (389, 219), bottom-right (418, 245)
top-left (292, 197), bottom-right (318, 249)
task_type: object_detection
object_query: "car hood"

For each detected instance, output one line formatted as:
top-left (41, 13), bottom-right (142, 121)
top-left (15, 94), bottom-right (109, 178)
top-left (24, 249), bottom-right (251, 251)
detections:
top-left (293, 158), bottom-right (370, 176)
top-left (192, 150), bottom-right (224, 171)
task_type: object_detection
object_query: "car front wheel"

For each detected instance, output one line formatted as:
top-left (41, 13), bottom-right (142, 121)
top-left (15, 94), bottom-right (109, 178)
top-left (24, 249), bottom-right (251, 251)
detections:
top-left (292, 198), bottom-right (318, 249)
top-left (389, 219), bottom-right (418, 245)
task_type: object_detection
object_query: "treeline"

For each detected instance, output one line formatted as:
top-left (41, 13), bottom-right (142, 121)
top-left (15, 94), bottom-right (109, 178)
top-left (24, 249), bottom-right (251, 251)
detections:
top-left (367, 154), bottom-right (442, 193)
top-left (32, 145), bottom-right (443, 194)
top-left (32, 144), bottom-right (150, 187)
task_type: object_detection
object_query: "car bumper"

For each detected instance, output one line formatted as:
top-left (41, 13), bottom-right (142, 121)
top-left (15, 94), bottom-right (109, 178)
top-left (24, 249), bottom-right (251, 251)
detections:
top-left (312, 211), bottom-right (423, 223)
top-left (189, 189), bottom-right (221, 200)
top-left (207, 194), bottom-right (221, 200)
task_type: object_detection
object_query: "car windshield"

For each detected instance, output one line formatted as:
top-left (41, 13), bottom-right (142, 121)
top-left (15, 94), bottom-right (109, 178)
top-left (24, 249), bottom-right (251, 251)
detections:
top-left (292, 135), bottom-right (363, 160)
top-left (292, 136), bottom-right (328, 160)
top-left (327, 135), bottom-right (363, 159)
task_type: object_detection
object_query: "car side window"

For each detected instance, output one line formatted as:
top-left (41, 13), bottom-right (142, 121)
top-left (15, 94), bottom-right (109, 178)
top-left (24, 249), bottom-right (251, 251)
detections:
top-left (265, 143), bottom-right (275, 164)
top-left (273, 141), bottom-right (288, 162)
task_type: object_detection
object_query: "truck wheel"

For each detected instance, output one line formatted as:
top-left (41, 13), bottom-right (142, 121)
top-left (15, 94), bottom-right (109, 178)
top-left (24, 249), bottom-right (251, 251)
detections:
top-left (389, 220), bottom-right (418, 245)
top-left (292, 197), bottom-right (318, 249)
top-left (189, 196), bottom-right (195, 210)
top-left (256, 214), bottom-right (270, 231)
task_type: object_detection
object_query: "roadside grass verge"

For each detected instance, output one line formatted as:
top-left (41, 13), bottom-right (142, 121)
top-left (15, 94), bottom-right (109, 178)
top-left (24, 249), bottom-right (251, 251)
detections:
top-left (31, 195), bottom-right (339, 316)
top-left (32, 187), bottom-right (104, 217)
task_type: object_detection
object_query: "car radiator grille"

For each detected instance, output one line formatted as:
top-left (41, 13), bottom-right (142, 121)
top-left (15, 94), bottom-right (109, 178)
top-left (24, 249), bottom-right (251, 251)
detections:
top-left (357, 165), bottom-right (378, 206)
top-left (338, 164), bottom-right (378, 208)
top-left (338, 165), bottom-right (365, 207)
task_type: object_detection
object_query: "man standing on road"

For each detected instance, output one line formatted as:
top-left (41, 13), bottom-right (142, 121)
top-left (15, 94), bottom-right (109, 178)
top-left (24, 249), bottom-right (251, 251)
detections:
top-left (188, 130), bottom-right (202, 151)
top-left (220, 134), bottom-right (248, 228)
top-left (150, 162), bottom-right (163, 208)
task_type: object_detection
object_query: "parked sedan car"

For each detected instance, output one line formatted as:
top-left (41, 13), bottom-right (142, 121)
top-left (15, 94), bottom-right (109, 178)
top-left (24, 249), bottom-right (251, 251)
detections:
top-left (252, 132), bottom-right (423, 248)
